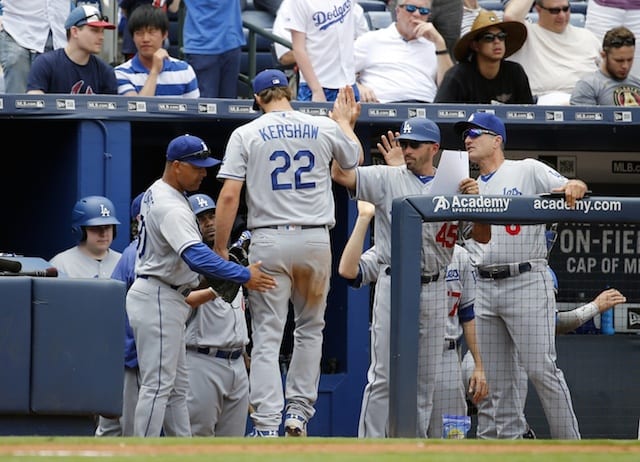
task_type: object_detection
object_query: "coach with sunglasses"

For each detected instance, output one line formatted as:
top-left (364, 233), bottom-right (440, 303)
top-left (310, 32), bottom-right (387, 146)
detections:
top-left (504, 0), bottom-right (600, 103)
top-left (434, 9), bottom-right (533, 104)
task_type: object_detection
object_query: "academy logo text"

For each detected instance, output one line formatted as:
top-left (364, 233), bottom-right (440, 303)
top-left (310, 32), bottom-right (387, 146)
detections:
top-left (533, 198), bottom-right (622, 214)
top-left (433, 196), bottom-right (511, 213)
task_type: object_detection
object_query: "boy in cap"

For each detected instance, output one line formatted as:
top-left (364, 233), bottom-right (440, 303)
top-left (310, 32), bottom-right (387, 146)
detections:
top-left (331, 116), bottom-right (489, 437)
top-left (454, 111), bottom-right (587, 439)
top-left (214, 70), bottom-right (363, 436)
top-left (435, 9), bottom-right (533, 104)
top-left (27, 4), bottom-right (118, 94)
top-left (127, 134), bottom-right (276, 437)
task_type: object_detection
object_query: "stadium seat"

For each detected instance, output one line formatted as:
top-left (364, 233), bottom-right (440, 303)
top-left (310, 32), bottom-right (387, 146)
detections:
top-left (571, 2), bottom-right (588, 15)
top-left (570, 13), bottom-right (586, 27)
top-left (239, 9), bottom-right (278, 97)
top-left (357, 0), bottom-right (388, 12)
top-left (478, 0), bottom-right (506, 11)
top-left (365, 10), bottom-right (393, 30)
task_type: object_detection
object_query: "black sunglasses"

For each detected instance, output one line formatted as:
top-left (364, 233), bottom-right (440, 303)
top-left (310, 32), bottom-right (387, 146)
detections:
top-left (74, 12), bottom-right (109, 27)
top-left (399, 4), bottom-right (431, 15)
top-left (477, 32), bottom-right (507, 43)
top-left (462, 128), bottom-right (498, 140)
top-left (178, 148), bottom-right (211, 161)
top-left (538, 4), bottom-right (570, 14)
top-left (606, 37), bottom-right (636, 48)
top-left (399, 140), bottom-right (432, 149)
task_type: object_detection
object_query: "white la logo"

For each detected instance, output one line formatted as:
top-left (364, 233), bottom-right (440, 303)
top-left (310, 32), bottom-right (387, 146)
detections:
top-left (402, 122), bottom-right (413, 134)
top-left (196, 196), bottom-right (209, 208)
top-left (99, 204), bottom-right (111, 217)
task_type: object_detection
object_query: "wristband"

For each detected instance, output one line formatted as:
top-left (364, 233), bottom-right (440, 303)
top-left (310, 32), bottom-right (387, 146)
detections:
top-left (435, 49), bottom-right (448, 55)
top-left (209, 287), bottom-right (218, 298)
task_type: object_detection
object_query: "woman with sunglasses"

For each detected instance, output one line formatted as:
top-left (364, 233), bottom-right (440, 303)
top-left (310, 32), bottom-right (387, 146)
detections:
top-left (504, 0), bottom-right (601, 102)
top-left (434, 9), bottom-right (533, 104)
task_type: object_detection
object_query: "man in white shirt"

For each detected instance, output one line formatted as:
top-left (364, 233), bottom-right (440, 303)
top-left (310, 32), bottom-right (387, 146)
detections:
top-left (504, 0), bottom-right (600, 103)
top-left (354, 0), bottom-right (453, 103)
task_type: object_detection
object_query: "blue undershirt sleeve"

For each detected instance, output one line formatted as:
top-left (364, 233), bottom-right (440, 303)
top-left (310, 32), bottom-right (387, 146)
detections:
top-left (182, 242), bottom-right (250, 284)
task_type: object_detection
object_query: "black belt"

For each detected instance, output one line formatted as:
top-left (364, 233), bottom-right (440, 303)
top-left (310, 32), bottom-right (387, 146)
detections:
top-left (261, 225), bottom-right (326, 230)
top-left (446, 339), bottom-right (459, 350)
top-left (477, 262), bottom-right (532, 280)
top-left (137, 275), bottom-right (192, 297)
top-left (187, 345), bottom-right (243, 360)
top-left (384, 267), bottom-right (440, 284)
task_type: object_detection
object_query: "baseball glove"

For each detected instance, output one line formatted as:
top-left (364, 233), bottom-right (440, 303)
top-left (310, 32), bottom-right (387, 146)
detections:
top-left (206, 241), bottom-right (250, 304)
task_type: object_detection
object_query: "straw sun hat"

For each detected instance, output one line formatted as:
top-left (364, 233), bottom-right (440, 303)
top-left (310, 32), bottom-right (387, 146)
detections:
top-left (453, 9), bottom-right (527, 62)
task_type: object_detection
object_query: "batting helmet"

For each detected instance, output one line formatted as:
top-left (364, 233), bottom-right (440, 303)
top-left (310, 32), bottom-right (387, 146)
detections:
top-left (188, 193), bottom-right (216, 216)
top-left (71, 195), bottom-right (121, 238)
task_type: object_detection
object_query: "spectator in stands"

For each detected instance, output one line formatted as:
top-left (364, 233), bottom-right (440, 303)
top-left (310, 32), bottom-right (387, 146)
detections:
top-left (285, 0), bottom-right (361, 101)
top-left (0, 0), bottom-right (69, 93)
top-left (170, 0), bottom-right (245, 98)
top-left (434, 9), bottom-right (534, 104)
top-left (504, 0), bottom-right (600, 104)
top-left (26, 5), bottom-right (118, 95)
top-left (354, 0), bottom-right (454, 103)
top-left (571, 26), bottom-right (640, 106)
top-left (585, 1), bottom-right (640, 79)
top-left (272, 0), bottom-right (368, 99)
top-left (461, 0), bottom-right (504, 35)
top-left (119, 1), bottom-right (174, 63)
top-left (114, 5), bottom-right (199, 97)
top-left (431, 0), bottom-right (464, 60)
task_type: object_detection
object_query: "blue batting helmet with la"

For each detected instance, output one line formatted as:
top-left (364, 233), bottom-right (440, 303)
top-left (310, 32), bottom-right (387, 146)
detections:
top-left (71, 195), bottom-right (121, 236)
top-left (188, 193), bottom-right (216, 216)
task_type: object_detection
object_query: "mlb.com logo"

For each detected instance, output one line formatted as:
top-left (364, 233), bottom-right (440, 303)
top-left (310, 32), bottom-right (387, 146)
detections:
top-left (627, 307), bottom-right (640, 330)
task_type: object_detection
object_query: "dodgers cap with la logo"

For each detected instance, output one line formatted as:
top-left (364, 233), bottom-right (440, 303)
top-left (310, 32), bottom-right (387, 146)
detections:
top-left (396, 117), bottom-right (441, 143)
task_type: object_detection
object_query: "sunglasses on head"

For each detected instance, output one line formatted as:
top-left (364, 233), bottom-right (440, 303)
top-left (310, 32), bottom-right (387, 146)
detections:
top-left (606, 37), bottom-right (636, 48)
top-left (399, 4), bottom-right (431, 15)
top-left (477, 31), bottom-right (507, 43)
top-left (462, 128), bottom-right (498, 140)
top-left (75, 12), bottom-right (109, 27)
top-left (178, 149), bottom-right (211, 161)
top-left (538, 4), bottom-right (570, 14)
top-left (399, 140), bottom-right (430, 149)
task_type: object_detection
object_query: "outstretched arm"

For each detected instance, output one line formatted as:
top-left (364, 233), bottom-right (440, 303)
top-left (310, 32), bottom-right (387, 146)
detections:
top-left (338, 201), bottom-right (375, 279)
top-left (556, 288), bottom-right (626, 335)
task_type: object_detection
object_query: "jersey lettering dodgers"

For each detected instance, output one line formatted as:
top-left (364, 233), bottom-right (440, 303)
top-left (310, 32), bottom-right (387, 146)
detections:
top-left (218, 110), bottom-right (360, 229)
top-left (475, 159), bottom-right (568, 266)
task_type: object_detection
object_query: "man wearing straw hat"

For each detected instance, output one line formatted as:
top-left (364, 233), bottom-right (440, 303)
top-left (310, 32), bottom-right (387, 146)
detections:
top-left (435, 9), bottom-right (534, 104)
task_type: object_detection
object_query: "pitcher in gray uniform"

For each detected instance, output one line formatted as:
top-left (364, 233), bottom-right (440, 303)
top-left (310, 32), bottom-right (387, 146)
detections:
top-left (214, 70), bottom-right (363, 437)
top-left (185, 193), bottom-right (250, 436)
top-left (127, 134), bottom-right (276, 437)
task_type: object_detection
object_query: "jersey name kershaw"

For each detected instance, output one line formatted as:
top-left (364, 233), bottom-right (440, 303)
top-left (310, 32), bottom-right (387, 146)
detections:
top-left (259, 123), bottom-right (319, 141)
top-left (433, 195), bottom-right (511, 213)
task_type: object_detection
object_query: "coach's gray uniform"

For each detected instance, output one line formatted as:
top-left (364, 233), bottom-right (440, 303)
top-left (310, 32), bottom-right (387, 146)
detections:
top-left (355, 165), bottom-right (456, 438)
top-left (474, 159), bottom-right (580, 439)
top-left (218, 109), bottom-right (359, 432)
top-left (127, 180), bottom-right (202, 437)
top-left (185, 291), bottom-right (249, 436)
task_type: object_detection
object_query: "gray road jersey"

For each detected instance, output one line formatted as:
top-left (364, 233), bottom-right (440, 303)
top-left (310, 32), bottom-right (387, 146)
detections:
top-left (184, 292), bottom-right (249, 350)
top-left (50, 246), bottom-right (121, 279)
top-left (356, 165), bottom-right (456, 274)
top-left (135, 179), bottom-right (202, 287)
top-left (218, 110), bottom-right (360, 229)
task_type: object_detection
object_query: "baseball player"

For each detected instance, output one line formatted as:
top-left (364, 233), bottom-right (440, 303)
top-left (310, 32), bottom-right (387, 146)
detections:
top-left (331, 116), bottom-right (489, 438)
top-left (50, 195), bottom-right (123, 435)
top-left (50, 195), bottom-right (122, 279)
top-left (337, 200), bottom-right (488, 438)
top-left (213, 70), bottom-right (363, 437)
top-left (185, 193), bottom-right (250, 437)
top-left (126, 134), bottom-right (276, 437)
top-left (453, 111), bottom-right (588, 439)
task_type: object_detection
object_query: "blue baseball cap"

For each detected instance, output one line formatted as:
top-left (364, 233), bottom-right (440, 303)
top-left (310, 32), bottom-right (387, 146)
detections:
top-left (396, 117), bottom-right (441, 143)
top-left (65, 5), bottom-right (116, 30)
top-left (166, 134), bottom-right (221, 168)
top-left (252, 69), bottom-right (288, 111)
top-left (454, 112), bottom-right (507, 144)
top-left (130, 192), bottom-right (145, 220)
top-left (188, 193), bottom-right (216, 215)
